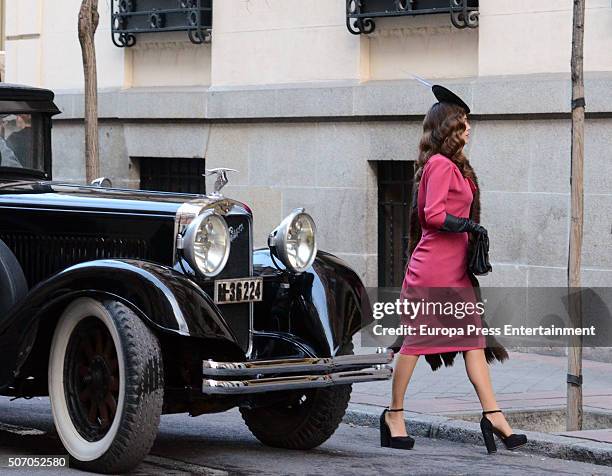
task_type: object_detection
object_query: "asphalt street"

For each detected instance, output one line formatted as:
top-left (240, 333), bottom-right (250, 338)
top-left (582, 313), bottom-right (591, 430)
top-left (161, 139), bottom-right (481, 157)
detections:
top-left (0, 397), bottom-right (611, 476)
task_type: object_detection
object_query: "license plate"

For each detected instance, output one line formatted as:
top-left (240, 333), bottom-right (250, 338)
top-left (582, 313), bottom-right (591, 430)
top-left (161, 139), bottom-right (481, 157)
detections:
top-left (214, 277), bottom-right (263, 304)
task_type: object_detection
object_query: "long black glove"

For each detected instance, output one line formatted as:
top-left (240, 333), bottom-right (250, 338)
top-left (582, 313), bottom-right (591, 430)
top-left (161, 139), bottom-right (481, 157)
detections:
top-left (440, 213), bottom-right (487, 235)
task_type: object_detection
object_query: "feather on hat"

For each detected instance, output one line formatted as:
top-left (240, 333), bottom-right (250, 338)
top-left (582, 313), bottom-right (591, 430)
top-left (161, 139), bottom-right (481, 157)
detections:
top-left (410, 74), bottom-right (471, 113)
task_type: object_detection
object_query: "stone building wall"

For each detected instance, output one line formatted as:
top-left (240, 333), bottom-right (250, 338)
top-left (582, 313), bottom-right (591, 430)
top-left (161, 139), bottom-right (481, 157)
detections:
top-left (4, 0), bottom-right (612, 287)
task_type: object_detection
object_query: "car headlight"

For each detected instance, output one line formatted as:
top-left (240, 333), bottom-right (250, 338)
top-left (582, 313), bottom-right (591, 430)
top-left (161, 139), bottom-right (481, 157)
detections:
top-left (268, 208), bottom-right (317, 273)
top-left (182, 211), bottom-right (230, 277)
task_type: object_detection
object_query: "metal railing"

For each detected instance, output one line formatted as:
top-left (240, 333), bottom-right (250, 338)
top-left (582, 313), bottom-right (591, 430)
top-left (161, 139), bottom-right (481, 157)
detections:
top-left (111, 0), bottom-right (212, 47)
top-left (346, 0), bottom-right (479, 34)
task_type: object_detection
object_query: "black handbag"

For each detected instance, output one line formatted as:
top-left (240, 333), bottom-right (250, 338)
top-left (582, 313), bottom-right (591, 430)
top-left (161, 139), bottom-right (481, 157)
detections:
top-left (468, 232), bottom-right (492, 276)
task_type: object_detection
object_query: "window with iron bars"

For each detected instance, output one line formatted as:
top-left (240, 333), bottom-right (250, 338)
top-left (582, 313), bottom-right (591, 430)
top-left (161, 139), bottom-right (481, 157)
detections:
top-left (138, 157), bottom-right (206, 195)
top-left (347, 0), bottom-right (479, 35)
top-left (111, 0), bottom-right (212, 47)
top-left (377, 161), bottom-right (415, 288)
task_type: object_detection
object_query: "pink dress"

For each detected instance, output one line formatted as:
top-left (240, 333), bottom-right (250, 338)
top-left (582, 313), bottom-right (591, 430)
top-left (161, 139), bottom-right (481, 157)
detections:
top-left (399, 153), bottom-right (485, 355)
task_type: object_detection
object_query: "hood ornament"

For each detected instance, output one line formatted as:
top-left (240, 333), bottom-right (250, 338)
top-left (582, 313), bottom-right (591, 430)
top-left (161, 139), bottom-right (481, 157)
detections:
top-left (91, 177), bottom-right (113, 188)
top-left (204, 168), bottom-right (238, 196)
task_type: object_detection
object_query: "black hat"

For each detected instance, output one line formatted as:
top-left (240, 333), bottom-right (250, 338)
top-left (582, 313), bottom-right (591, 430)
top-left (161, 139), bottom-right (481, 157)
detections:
top-left (432, 85), bottom-right (470, 114)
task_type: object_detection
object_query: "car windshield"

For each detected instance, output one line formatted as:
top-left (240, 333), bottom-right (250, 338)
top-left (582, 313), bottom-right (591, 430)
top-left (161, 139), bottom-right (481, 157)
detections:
top-left (0, 113), bottom-right (44, 172)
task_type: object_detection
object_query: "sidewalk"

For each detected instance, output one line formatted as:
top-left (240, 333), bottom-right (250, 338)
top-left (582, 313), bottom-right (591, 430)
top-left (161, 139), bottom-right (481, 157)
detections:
top-left (351, 349), bottom-right (612, 446)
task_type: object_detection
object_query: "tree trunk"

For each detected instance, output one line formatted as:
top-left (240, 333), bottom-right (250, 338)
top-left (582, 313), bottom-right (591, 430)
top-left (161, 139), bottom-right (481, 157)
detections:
top-left (567, 0), bottom-right (585, 432)
top-left (78, 0), bottom-right (100, 183)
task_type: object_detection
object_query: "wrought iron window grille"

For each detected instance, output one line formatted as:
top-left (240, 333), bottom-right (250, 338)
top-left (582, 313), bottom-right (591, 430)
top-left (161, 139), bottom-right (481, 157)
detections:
top-left (112, 0), bottom-right (212, 47)
top-left (377, 161), bottom-right (414, 288)
top-left (138, 157), bottom-right (207, 194)
top-left (346, 0), bottom-right (479, 35)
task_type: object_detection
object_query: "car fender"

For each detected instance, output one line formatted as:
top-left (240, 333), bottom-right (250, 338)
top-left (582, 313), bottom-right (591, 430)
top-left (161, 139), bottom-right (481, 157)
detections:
top-left (0, 259), bottom-right (240, 387)
top-left (253, 249), bottom-right (372, 358)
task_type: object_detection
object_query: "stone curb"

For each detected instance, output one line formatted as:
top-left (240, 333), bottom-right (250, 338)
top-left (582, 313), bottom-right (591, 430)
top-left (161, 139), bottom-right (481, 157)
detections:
top-left (344, 403), bottom-right (612, 467)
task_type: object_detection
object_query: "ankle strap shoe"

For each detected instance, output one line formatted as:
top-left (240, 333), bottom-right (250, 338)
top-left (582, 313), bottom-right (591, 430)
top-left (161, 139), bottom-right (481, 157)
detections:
top-left (380, 408), bottom-right (415, 450)
top-left (480, 410), bottom-right (527, 454)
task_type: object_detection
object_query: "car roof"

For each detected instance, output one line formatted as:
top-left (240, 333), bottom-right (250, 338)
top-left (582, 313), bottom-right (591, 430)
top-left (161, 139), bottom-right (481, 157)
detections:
top-left (0, 83), bottom-right (60, 115)
top-left (0, 83), bottom-right (56, 101)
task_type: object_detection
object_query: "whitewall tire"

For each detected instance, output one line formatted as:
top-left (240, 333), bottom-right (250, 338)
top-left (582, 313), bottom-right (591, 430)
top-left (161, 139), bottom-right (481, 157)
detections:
top-left (48, 297), bottom-right (164, 473)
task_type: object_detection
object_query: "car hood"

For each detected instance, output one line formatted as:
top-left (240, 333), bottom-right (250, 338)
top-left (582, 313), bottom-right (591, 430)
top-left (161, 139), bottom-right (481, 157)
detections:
top-left (0, 181), bottom-right (223, 216)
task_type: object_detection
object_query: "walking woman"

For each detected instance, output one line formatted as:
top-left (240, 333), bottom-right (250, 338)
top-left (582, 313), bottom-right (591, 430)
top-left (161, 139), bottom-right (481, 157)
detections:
top-left (379, 85), bottom-right (527, 454)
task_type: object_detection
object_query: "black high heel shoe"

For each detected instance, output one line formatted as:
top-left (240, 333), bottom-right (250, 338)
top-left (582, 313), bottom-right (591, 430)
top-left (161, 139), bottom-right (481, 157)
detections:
top-left (380, 408), bottom-right (415, 450)
top-left (480, 410), bottom-right (527, 454)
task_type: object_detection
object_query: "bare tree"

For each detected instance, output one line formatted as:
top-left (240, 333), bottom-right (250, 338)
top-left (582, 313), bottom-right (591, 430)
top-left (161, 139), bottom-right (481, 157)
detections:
top-left (78, 0), bottom-right (100, 183)
top-left (567, 0), bottom-right (585, 432)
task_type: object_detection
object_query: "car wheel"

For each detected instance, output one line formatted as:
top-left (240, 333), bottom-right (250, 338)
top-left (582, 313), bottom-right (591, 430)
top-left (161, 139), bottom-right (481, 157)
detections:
top-left (48, 297), bottom-right (164, 474)
top-left (239, 342), bottom-right (353, 450)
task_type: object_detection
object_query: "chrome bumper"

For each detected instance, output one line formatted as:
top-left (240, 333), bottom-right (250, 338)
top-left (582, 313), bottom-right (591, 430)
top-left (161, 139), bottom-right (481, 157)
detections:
top-left (201, 348), bottom-right (393, 395)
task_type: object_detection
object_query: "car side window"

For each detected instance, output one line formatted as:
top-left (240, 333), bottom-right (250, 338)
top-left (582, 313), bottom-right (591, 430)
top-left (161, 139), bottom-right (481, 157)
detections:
top-left (0, 114), bottom-right (40, 170)
top-left (0, 136), bottom-right (22, 168)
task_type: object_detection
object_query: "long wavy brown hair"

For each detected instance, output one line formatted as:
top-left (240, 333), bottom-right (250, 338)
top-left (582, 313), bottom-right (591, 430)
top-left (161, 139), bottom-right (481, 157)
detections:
top-left (414, 102), bottom-right (473, 186)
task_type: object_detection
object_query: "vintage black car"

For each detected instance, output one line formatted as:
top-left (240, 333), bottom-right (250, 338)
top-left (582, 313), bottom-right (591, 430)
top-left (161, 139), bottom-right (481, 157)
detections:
top-left (0, 84), bottom-right (392, 473)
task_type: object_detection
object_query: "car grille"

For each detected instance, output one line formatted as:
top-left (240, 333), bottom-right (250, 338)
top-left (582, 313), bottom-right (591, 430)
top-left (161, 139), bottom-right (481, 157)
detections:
top-left (200, 213), bottom-right (253, 353)
top-left (217, 214), bottom-right (251, 280)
